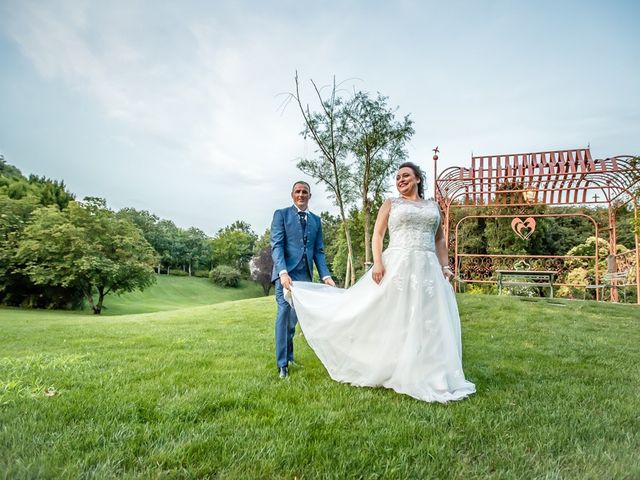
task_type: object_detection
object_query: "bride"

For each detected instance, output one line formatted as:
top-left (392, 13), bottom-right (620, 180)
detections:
top-left (288, 162), bottom-right (476, 403)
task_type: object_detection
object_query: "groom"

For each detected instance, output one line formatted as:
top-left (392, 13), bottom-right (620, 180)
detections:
top-left (271, 181), bottom-right (335, 379)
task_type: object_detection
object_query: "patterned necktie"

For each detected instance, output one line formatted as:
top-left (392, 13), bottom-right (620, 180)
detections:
top-left (298, 211), bottom-right (307, 232)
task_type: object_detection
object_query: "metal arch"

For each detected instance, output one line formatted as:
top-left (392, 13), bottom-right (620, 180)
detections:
top-left (434, 148), bottom-right (639, 304)
top-left (435, 150), bottom-right (639, 208)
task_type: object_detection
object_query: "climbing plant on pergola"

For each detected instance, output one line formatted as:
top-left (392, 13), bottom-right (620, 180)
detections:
top-left (434, 147), bottom-right (639, 303)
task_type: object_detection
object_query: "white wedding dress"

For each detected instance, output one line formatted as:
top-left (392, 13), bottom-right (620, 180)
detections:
top-left (289, 197), bottom-right (476, 403)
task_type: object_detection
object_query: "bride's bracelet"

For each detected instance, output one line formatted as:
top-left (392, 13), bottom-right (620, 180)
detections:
top-left (441, 265), bottom-right (453, 273)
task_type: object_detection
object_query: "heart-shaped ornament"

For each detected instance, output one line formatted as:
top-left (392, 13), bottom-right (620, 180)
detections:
top-left (511, 217), bottom-right (536, 240)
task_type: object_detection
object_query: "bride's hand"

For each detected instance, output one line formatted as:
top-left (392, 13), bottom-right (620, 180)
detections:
top-left (442, 266), bottom-right (454, 281)
top-left (372, 263), bottom-right (385, 284)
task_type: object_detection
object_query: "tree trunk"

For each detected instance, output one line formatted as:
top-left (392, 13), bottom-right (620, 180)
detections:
top-left (341, 213), bottom-right (355, 288)
top-left (82, 285), bottom-right (98, 314)
top-left (345, 251), bottom-right (352, 288)
top-left (362, 153), bottom-right (372, 268)
top-left (333, 177), bottom-right (355, 287)
top-left (167, 266), bottom-right (171, 275)
top-left (363, 198), bottom-right (372, 269)
top-left (188, 262), bottom-right (192, 277)
top-left (94, 286), bottom-right (105, 314)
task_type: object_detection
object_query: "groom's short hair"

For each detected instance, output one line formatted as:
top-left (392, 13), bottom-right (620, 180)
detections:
top-left (292, 181), bottom-right (311, 193)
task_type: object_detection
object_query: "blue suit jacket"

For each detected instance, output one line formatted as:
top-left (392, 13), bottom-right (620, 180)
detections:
top-left (270, 206), bottom-right (331, 282)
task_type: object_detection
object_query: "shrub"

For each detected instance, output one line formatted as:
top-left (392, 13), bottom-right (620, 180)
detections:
top-left (461, 283), bottom-right (497, 295)
top-left (209, 265), bottom-right (241, 288)
top-left (169, 270), bottom-right (188, 277)
top-left (557, 267), bottom-right (589, 299)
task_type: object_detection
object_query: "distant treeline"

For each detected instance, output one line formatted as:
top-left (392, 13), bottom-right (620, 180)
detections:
top-left (0, 157), bottom-right (271, 313)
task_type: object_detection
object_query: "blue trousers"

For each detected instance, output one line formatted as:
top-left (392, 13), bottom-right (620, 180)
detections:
top-left (274, 260), bottom-right (311, 368)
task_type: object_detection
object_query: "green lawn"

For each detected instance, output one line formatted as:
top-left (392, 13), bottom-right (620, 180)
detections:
top-left (1, 294), bottom-right (639, 479)
top-left (91, 274), bottom-right (265, 315)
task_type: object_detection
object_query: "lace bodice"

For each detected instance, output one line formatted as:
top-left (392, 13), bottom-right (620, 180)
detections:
top-left (387, 197), bottom-right (440, 252)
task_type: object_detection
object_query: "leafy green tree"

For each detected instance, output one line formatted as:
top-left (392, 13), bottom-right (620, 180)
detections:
top-left (211, 221), bottom-right (257, 273)
top-left (331, 208), bottom-right (365, 284)
top-left (0, 195), bottom-right (40, 305)
top-left (117, 208), bottom-right (160, 241)
top-left (117, 209), bottom-right (216, 276)
top-left (227, 220), bottom-right (255, 235)
top-left (318, 212), bottom-right (341, 274)
top-left (0, 155), bottom-right (23, 179)
top-left (181, 227), bottom-right (210, 276)
top-left (6, 180), bottom-right (28, 200)
top-left (154, 219), bottom-right (181, 274)
top-left (328, 201), bottom-right (383, 283)
top-left (292, 77), bottom-right (416, 282)
top-left (0, 159), bottom-right (78, 307)
top-left (254, 228), bottom-right (271, 253)
top-left (344, 91), bottom-right (414, 267)
top-left (17, 198), bottom-right (158, 314)
top-left (0, 159), bottom-right (74, 209)
top-left (28, 175), bottom-right (74, 209)
top-left (611, 202), bottom-right (637, 249)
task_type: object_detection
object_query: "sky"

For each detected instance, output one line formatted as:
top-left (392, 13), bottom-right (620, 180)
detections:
top-left (1, 0), bottom-right (639, 236)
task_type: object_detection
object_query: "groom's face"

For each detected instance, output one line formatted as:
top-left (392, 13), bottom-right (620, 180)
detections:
top-left (291, 183), bottom-right (311, 211)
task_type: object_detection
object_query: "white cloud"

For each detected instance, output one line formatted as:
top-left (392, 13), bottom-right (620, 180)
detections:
top-left (1, 0), bottom-right (638, 234)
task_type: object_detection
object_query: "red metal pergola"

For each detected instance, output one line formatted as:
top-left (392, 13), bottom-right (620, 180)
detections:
top-left (433, 148), bottom-right (639, 303)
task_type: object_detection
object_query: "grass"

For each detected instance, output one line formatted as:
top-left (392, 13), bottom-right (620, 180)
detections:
top-left (89, 274), bottom-right (265, 315)
top-left (0, 293), bottom-right (639, 479)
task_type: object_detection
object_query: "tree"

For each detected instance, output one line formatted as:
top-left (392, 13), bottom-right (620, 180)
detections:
top-left (317, 212), bottom-right (341, 279)
top-left (181, 227), bottom-right (210, 276)
top-left (249, 228), bottom-right (274, 295)
top-left (0, 194), bottom-right (40, 304)
top-left (0, 159), bottom-right (79, 307)
top-left (155, 219), bottom-right (181, 274)
top-left (344, 91), bottom-right (414, 267)
top-left (250, 245), bottom-right (273, 296)
top-left (28, 175), bottom-right (74, 209)
top-left (117, 208), bottom-right (160, 240)
top-left (330, 207), bottom-right (365, 283)
top-left (0, 155), bottom-right (22, 179)
top-left (211, 221), bottom-right (257, 273)
top-left (17, 198), bottom-right (158, 314)
top-left (291, 73), bottom-right (357, 286)
top-left (254, 228), bottom-right (271, 252)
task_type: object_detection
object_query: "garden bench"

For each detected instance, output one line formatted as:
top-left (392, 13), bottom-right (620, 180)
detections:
top-left (496, 270), bottom-right (555, 298)
top-left (584, 271), bottom-right (631, 302)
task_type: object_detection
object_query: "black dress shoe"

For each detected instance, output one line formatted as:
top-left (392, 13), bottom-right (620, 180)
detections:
top-left (278, 367), bottom-right (289, 379)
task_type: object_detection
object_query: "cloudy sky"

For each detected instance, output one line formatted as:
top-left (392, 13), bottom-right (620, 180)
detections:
top-left (1, 0), bottom-right (638, 235)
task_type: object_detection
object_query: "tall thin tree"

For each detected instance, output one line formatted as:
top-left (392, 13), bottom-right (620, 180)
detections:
top-left (291, 73), bottom-right (357, 286)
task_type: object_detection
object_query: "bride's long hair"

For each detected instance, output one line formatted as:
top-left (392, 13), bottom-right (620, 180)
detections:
top-left (398, 162), bottom-right (426, 199)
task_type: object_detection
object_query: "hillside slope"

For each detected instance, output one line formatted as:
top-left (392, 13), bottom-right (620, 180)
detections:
top-left (97, 274), bottom-right (266, 315)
